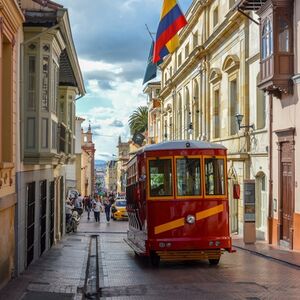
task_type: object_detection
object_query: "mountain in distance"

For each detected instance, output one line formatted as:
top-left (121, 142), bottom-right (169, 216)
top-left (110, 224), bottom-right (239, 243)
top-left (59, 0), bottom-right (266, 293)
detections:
top-left (95, 159), bottom-right (107, 168)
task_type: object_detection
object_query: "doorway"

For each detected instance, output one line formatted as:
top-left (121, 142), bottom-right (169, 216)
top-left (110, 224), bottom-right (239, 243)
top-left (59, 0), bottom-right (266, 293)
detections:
top-left (255, 172), bottom-right (267, 240)
top-left (26, 182), bottom-right (35, 267)
top-left (39, 180), bottom-right (47, 255)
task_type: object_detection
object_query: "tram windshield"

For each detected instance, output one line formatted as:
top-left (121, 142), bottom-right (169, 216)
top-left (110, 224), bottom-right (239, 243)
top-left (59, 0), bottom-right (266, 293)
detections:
top-left (205, 157), bottom-right (225, 195)
top-left (149, 159), bottom-right (173, 197)
top-left (176, 158), bottom-right (201, 196)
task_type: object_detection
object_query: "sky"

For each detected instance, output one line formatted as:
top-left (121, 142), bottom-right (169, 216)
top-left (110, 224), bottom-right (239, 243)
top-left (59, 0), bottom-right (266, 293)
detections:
top-left (58, 0), bottom-right (193, 161)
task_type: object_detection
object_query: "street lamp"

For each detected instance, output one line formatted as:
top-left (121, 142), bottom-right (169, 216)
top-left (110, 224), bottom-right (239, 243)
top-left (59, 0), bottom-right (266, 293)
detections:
top-left (235, 113), bottom-right (254, 130)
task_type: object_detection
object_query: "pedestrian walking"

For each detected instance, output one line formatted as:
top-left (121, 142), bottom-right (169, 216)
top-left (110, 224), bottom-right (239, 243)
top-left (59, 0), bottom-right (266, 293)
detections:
top-left (92, 197), bottom-right (102, 222)
top-left (86, 196), bottom-right (92, 220)
top-left (103, 197), bottom-right (112, 222)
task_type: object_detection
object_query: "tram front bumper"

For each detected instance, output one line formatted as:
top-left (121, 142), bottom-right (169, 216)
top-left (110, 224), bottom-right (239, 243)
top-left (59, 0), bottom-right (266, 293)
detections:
top-left (148, 236), bottom-right (232, 252)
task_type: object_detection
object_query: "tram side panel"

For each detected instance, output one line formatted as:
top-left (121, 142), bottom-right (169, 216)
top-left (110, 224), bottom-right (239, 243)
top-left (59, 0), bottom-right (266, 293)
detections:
top-left (146, 199), bottom-right (231, 253)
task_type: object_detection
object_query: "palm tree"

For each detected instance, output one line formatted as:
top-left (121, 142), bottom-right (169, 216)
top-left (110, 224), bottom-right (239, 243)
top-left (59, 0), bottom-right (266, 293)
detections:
top-left (128, 106), bottom-right (148, 135)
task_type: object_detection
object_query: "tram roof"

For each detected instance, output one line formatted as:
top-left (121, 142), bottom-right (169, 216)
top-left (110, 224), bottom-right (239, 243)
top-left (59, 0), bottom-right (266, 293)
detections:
top-left (139, 140), bottom-right (226, 153)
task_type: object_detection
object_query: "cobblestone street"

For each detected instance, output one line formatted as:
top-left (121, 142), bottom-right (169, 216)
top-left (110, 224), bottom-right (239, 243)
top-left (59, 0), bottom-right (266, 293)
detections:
top-left (1, 212), bottom-right (300, 299)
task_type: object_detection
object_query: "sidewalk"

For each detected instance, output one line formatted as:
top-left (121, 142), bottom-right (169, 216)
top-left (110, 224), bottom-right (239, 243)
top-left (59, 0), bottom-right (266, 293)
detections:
top-left (232, 235), bottom-right (300, 268)
top-left (0, 233), bottom-right (89, 300)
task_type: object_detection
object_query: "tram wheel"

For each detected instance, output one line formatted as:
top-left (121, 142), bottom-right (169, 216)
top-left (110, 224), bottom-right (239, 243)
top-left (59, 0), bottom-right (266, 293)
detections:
top-left (150, 252), bottom-right (160, 267)
top-left (208, 258), bottom-right (220, 265)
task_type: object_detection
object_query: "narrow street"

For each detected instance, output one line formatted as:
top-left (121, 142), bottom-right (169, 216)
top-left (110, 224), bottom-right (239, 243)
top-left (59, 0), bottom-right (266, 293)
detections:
top-left (1, 211), bottom-right (300, 299)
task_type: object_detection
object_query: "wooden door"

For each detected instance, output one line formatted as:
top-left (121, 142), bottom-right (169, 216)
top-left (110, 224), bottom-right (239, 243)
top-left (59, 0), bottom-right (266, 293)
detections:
top-left (39, 180), bottom-right (47, 255)
top-left (26, 182), bottom-right (35, 267)
top-left (280, 161), bottom-right (293, 243)
top-left (279, 141), bottom-right (294, 245)
top-left (49, 181), bottom-right (55, 246)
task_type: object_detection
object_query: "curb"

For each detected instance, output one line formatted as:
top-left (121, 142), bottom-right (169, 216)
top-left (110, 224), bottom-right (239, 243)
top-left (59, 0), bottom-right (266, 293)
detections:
top-left (233, 244), bottom-right (300, 269)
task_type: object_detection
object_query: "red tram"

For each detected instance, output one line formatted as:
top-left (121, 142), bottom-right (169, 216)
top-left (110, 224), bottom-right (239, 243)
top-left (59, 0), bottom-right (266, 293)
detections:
top-left (125, 140), bottom-right (233, 266)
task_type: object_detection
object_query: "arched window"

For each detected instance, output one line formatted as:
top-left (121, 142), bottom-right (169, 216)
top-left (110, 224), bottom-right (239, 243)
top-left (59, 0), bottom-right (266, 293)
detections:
top-left (262, 18), bottom-right (273, 59)
top-left (279, 18), bottom-right (289, 52)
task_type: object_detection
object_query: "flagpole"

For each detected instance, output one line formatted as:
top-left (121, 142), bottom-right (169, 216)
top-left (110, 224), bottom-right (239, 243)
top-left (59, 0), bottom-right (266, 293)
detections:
top-left (145, 24), bottom-right (155, 42)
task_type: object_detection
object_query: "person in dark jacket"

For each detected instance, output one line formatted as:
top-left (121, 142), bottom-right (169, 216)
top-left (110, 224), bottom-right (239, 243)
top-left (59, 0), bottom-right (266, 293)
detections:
top-left (103, 197), bottom-right (111, 222)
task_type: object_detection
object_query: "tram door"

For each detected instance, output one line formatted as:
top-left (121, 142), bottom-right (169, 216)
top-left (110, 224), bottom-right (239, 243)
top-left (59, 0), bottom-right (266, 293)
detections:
top-left (229, 180), bottom-right (238, 233)
top-left (26, 182), bottom-right (36, 267)
top-left (40, 180), bottom-right (47, 255)
top-left (49, 181), bottom-right (55, 247)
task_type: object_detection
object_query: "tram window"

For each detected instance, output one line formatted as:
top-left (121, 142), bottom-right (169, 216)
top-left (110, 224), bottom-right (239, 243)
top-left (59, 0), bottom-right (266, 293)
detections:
top-left (205, 158), bottom-right (225, 195)
top-left (149, 159), bottom-right (173, 197)
top-left (176, 158), bottom-right (201, 196)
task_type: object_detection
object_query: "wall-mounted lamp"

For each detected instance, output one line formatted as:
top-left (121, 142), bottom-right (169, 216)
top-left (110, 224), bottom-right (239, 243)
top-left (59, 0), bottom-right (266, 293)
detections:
top-left (235, 114), bottom-right (254, 130)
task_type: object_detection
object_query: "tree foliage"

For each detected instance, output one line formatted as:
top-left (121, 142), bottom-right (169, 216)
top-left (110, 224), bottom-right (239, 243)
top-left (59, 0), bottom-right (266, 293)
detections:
top-left (128, 106), bottom-right (148, 135)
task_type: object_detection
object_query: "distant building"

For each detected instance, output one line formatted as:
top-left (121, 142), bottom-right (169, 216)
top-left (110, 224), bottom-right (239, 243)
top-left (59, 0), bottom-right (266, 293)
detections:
top-left (105, 160), bottom-right (118, 193)
top-left (81, 123), bottom-right (96, 196)
top-left (116, 136), bottom-right (130, 194)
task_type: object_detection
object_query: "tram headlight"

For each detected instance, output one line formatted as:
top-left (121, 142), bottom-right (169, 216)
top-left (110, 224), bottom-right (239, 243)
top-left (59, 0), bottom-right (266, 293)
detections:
top-left (186, 215), bottom-right (196, 224)
top-left (159, 242), bottom-right (166, 248)
top-left (209, 241), bottom-right (214, 247)
top-left (215, 240), bottom-right (221, 247)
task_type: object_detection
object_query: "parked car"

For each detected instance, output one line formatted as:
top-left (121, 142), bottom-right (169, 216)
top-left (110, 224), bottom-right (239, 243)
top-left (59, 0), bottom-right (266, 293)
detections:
top-left (111, 199), bottom-right (128, 221)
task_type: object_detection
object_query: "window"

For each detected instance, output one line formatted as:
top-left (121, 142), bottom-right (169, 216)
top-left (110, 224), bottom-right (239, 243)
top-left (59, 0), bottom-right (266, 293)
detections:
top-left (41, 56), bottom-right (49, 110)
top-left (2, 39), bottom-right (13, 162)
top-left (41, 118), bottom-right (48, 148)
top-left (52, 121), bottom-right (57, 150)
top-left (52, 62), bottom-right (59, 113)
top-left (213, 6), bottom-right (218, 27)
top-left (178, 52), bottom-right (182, 67)
top-left (262, 18), bottom-right (273, 59)
top-left (193, 31), bottom-right (198, 48)
top-left (256, 74), bottom-right (266, 129)
top-left (28, 56), bottom-right (36, 110)
top-left (68, 102), bottom-right (73, 129)
top-left (230, 79), bottom-right (238, 135)
top-left (185, 43), bottom-right (189, 59)
top-left (229, 0), bottom-right (236, 7)
top-left (26, 118), bottom-right (35, 149)
top-left (149, 159), bottom-right (173, 197)
top-left (279, 18), bottom-right (289, 52)
top-left (176, 158), bottom-right (201, 196)
top-left (205, 157), bottom-right (225, 195)
top-left (213, 89), bottom-right (220, 138)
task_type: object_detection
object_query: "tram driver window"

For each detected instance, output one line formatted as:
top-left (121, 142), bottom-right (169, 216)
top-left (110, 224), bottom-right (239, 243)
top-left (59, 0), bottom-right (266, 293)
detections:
top-left (149, 159), bottom-right (173, 197)
top-left (205, 158), bottom-right (225, 195)
top-left (176, 158), bottom-right (201, 196)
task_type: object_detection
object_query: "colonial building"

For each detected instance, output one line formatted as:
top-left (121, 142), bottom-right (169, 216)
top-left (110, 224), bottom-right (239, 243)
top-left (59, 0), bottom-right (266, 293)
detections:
top-left (144, 82), bottom-right (161, 144)
top-left (152, 0), bottom-right (268, 238)
top-left (105, 160), bottom-right (118, 193)
top-left (0, 0), bottom-right (24, 289)
top-left (15, 0), bottom-right (85, 275)
top-left (80, 123), bottom-right (96, 196)
top-left (116, 136), bottom-right (130, 194)
top-left (238, 0), bottom-right (300, 250)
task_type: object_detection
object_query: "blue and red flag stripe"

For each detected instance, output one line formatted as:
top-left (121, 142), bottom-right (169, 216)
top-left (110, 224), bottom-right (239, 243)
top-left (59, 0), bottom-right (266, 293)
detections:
top-left (153, 0), bottom-right (187, 63)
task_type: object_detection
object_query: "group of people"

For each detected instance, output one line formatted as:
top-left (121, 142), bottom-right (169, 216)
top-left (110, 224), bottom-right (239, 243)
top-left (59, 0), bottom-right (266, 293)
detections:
top-left (66, 192), bottom-right (116, 226)
top-left (82, 194), bottom-right (115, 223)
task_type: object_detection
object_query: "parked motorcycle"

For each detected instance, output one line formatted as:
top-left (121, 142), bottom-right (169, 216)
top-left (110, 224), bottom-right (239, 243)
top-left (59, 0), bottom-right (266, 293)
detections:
top-left (66, 209), bottom-right (80, 233)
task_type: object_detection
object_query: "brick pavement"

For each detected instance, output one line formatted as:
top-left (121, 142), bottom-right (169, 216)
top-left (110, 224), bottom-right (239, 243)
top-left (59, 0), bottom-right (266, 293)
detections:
top-left (0, 233), bottom-right (89, 300)
top-left (2, 212), bottom-right (300, 299)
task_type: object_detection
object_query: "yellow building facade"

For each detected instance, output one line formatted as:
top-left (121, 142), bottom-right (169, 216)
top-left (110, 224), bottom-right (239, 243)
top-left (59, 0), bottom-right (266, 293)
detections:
top-left (0, 0), bottom-right (24, 289)
top-left (151, 0), bottom-right (269, 237)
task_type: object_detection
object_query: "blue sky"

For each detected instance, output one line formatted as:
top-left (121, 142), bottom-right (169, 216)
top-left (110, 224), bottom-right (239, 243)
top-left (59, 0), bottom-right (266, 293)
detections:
top-left (58, 0), bottom-right (193, 160)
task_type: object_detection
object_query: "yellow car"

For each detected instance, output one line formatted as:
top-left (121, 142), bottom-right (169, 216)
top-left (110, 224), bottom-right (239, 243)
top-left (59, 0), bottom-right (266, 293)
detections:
top-left (111, 199), bottom-right (128, 221)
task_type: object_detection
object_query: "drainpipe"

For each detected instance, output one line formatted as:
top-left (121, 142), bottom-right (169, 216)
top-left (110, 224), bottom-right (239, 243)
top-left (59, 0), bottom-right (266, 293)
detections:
top-left (268, 94), bottom-right (273, 244)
